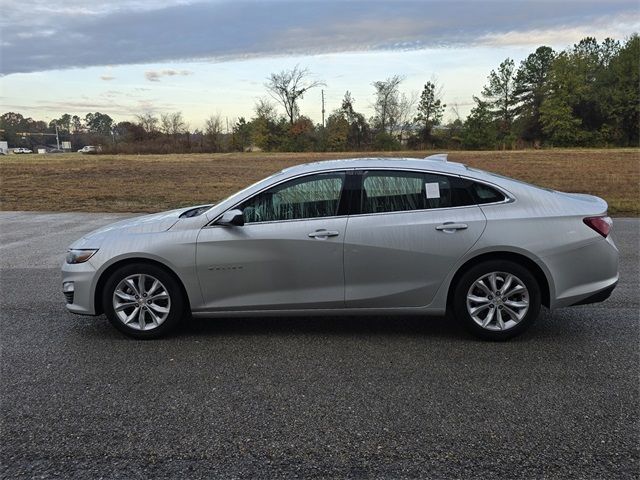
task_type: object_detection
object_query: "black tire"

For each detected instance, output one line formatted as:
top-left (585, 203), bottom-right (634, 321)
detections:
top-left (453, 260), bottom-right (541, 341)
top-left (102, 263), bottom-right (186, 339)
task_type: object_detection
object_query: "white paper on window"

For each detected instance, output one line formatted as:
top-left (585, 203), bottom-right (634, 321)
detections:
top-left (425, 182), bottom-right (440, 199)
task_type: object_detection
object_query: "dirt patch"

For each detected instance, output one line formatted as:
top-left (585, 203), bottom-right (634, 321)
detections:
top-left (1, 149), bottom-right (638, 215)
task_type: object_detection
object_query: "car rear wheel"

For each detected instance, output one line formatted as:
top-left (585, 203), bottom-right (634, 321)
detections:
top-left (453, 260), bottom-right (541, 340)
top-left (102, 263), bottom-right (185, 339)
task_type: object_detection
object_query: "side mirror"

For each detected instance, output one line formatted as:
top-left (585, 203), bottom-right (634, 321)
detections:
top-left (216, 209), bottom-right (244, 227)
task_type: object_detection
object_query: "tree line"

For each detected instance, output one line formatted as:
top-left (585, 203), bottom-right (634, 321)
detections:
top-left (1, 35), bottom-right (637, 153)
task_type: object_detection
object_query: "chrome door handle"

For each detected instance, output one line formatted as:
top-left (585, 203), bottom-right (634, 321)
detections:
top-left (436, 223), bottom-right (468, 232)
top-left (308, 229), bottom-right (340, 239)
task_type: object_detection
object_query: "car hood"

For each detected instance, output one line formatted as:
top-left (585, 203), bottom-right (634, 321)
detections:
top-left (70, 205), bottom-right (210, 249)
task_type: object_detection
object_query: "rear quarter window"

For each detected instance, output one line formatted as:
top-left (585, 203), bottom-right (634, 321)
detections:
top-left (471, 182), bottom-right (506, 204)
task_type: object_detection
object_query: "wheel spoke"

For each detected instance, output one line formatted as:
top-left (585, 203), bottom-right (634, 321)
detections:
top-left (475, 280), bottom-right (492, 296)
top-left (470, 303), bottom-right (491, 315)
top-left (147, 280), bottom-right (160, 296)
top-left (501, 274), bottom-right (513, 294)
top-left (138, 308), bottom-right (146, 330)
top-left (125, 278), bottom-right (139, 296)
top-left (115, 290), bottom-right (136, 302)
top-left (125, 307), bottom-right (140, 324)
top-left (138, 274), bottom-right (146, 296)
top-left (115, 301), bottom-right (137, 312)
top-left (504, 305), bottom-right (523, 322)
top-left (146, 307), bottom-right (160, 327)
top-left (488, 273), bottom-right (498, 293)
top-left (148, 303), bottom-right (169, 314)
top-left (496, 309), bottom-right (505, 330)
top-left (481, 308), bottom-right (495, 327)
top-left (504, 284), bottom-right (525, 297)
top-left (505, 299), bottom-right (528, 309)
top-left (148, 292), bottom-right (169, 301)
top-left (468, 294), bottom-right (489, 304)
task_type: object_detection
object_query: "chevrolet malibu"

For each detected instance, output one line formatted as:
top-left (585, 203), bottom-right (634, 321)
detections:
top-left (62, 155), bottom-right (618, 340)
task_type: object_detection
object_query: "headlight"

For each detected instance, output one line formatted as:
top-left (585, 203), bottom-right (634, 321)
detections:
top-left (66, 249), bottom-right (98, 264)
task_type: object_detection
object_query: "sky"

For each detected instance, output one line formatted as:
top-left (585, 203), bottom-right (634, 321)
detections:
top-left (1, 0), bottom-right (638, 129)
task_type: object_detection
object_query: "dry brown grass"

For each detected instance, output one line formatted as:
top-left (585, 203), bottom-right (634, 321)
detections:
top-left (1, 149), bottom-right (638, 215)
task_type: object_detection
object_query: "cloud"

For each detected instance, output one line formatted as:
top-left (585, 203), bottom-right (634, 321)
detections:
top-left (144, 69), bottom-right (192, 82)
top-left (100, 75), bottom-right (115, 81)
top-left (2, 97), bottom-right (178, 117)
top-left (1, 1), bottom-right (638, 74)
top-left (479, 14), bottom-right (640, 47)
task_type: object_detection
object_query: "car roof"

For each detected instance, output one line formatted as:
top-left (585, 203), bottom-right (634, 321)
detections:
top-left (280, 155), bottom-right (469, 177)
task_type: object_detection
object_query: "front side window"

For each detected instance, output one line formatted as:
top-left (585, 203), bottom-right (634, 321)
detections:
top-left (239, 172), bottom-right (346, 223)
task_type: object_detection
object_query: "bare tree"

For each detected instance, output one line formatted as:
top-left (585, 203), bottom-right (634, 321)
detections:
top-left (397, 91), bottom-right (419, 142)
top-left (265, 65), bottom-right (325, 124)
top-left (205, 114), bottom-right (224, 152)
top-left (371, 75), bottom-right (404, 134)
top-left (449, 102), bottom-right (461, 122)
top-left (135, 113), bottom-right (159, 135)
top-left (160, 112), bottom-right (187, 136)
top-left (254, 97), bottom-right (278, 121)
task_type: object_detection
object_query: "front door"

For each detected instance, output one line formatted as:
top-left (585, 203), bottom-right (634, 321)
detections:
top-left (196, 172), bottom-right (348, 311)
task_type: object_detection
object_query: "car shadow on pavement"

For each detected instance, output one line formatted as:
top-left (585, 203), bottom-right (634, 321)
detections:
top-left (70, 309), bottom-right (551, 343)
top-left (179, 313), bottom-right (487, 341)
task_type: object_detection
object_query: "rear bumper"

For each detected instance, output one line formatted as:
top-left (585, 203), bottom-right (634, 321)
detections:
top-left (544, 235), bottom-right (619, 309)
top-left (569, 281), bottom-right (617, 306)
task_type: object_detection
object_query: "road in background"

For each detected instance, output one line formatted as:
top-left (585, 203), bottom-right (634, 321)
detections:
top-left (1, 213), bottom-right (638, 479)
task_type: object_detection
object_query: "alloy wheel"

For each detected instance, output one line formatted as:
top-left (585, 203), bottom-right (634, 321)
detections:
top-left (466, 271), bottom-right (530, 331)
top-left (112, 274), bottom-right (171, 331)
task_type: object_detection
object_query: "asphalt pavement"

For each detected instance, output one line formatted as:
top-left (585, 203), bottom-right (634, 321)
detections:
top-left (1, 212), bottom-right (638, 479)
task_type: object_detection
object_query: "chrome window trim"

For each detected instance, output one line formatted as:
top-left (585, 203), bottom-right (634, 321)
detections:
top-left (354, 168), bottom-right (515, 217)
top-left (345, 203), bottom-right (483, 220)
top-left (206, 166), bottom-right (515, 227)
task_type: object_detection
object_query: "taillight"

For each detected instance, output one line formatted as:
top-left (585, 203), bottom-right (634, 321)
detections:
top-left (583, 216), bottom-right (612, 238)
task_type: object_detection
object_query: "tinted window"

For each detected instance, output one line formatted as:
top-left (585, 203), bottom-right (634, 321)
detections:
top-left (449, 177), bottom-right (476, 207)
top-left (362, 171), bottom-right (426, 213)
top-left (361, 171), bottom-right (476, 213)
top-left (471, 182), bottom-right (506, 204)
top-left (240, 172), bottom-right (345, 223)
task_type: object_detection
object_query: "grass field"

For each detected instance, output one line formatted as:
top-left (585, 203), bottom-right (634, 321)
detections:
top-left (1, 149), bottom-right (638, 215)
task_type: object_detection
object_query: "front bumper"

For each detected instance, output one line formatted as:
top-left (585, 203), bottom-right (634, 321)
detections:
top-left (61, 261), bottom-right (99, 315)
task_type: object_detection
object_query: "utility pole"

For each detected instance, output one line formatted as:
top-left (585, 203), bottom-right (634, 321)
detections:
top-left (17, 131), bottom-right (62, 149)
top-left (321, 89), bottom-right (325, 128)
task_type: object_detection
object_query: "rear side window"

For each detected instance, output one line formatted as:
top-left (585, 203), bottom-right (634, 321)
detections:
top-left (362, 171), bottom-right (426, 213)
top-left (360, 171), bottom-right (477, 214)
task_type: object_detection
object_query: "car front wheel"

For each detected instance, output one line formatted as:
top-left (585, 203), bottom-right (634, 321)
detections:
top-left (453, 260), bottom-right (541, 340)
top-left (102, 263), bottom-right (185, 339)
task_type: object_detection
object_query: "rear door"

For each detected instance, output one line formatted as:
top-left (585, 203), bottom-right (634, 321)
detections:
top-left (344, 170), bottom-right (486, 308)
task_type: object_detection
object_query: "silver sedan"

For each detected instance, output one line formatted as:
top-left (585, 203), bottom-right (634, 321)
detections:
top-left (62, 155), bottom-right (619, 340)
